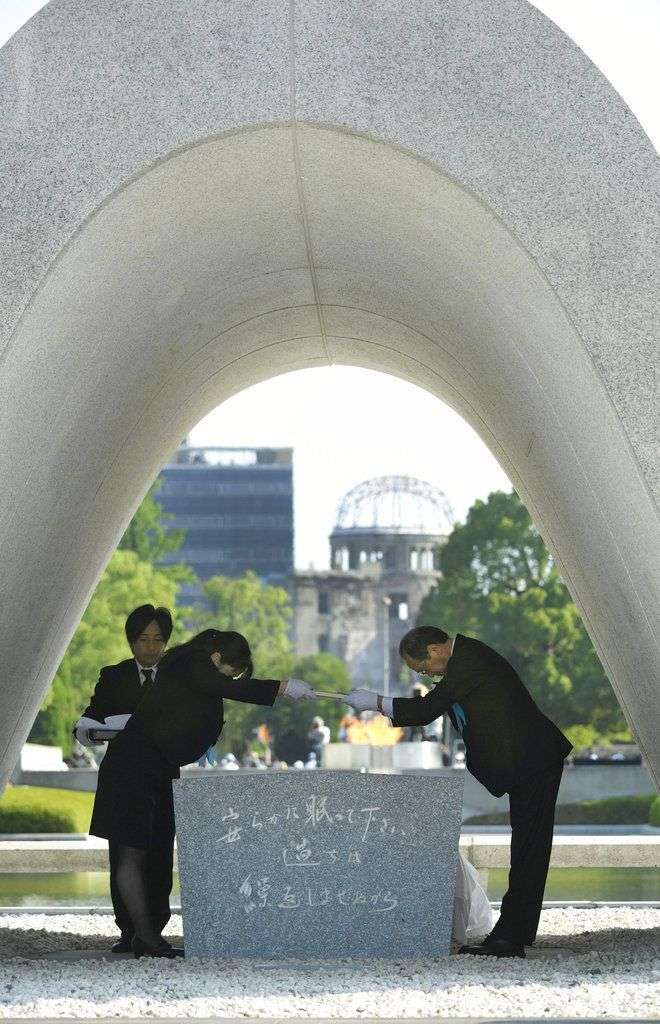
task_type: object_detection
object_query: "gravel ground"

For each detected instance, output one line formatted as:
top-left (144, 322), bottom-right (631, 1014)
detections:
top-left (0, 908), bottom-right (658, 1019)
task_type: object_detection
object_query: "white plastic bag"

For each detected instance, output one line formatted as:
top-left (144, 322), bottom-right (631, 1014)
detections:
top-left (452, 850), bottom-right (494, 945)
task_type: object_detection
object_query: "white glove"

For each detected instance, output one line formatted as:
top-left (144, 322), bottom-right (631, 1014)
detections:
top-left (346, 688), bottom-right (380, 713)
top-left (73, 716), bottom-right (105, 747)
top-left (281, 678), bottom-right (316, 701)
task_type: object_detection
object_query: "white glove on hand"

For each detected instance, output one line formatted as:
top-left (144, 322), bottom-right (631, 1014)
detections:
top-left (281, 678), bottom-right (316, 701)
top-left (346, 688), bottom-right (380, 713)
top-left (73, 716), bottom-right (104, 747)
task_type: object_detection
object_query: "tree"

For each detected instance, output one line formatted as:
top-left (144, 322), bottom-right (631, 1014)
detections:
top-left (30, 477), bottom-right (196, 754)
top-left (194, 574), bottom-right (351, 761)
top-left (218, 652), bottom-right (351, 764)
top-left (195, 571), bottom-right (293, 672)
top-left (119, 479), bottom-right (189, 582)
top-left (418, 490), bottom-right (628, 742)
top-left (29, 550), bottom-right (191, 754)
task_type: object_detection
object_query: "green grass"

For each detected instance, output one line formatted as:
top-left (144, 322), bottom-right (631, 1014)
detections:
top-left (0, 786), bottom-right (94, 833)
top-left (464, 792), bottom-right (658, 826)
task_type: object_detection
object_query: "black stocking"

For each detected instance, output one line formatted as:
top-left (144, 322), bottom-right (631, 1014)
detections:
top-left (114, 843), bottom-right (161, 946)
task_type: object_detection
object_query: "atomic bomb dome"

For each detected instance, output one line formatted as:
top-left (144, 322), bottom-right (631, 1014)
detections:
top-left (336, 475), bottom-right (454, 534)
top-left (295, 476), bottom-right (453, 689)
top-left (331, 476), bottom-right (454, 573)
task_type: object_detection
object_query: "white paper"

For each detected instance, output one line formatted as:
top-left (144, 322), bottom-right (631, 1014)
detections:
top-left (104, 714), bottom-right (132, 729)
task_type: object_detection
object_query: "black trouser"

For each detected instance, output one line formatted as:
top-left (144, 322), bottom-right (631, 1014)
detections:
top-left (489, 758), bottom-right (564, 946)
top-left (108, 782), bottom-right (175, 937)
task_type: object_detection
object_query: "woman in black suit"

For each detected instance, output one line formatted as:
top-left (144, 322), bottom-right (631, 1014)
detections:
top-left (90, 629), bottom-right (314, 957)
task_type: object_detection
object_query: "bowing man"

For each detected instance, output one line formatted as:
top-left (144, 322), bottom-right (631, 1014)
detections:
top-left (74, 604), bottom-right (174, 954)
top-left (347, 625), bottom-right (573, 959)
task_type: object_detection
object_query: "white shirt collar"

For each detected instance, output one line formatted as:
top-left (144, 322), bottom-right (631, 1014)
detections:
top-left (135, 659), bottom-right (157, 680)
top-left (431, 637), bottom-right (456, 683)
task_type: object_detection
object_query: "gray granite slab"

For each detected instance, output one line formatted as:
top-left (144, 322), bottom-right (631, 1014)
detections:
top-left (173, 770), bottom-right (464, 958)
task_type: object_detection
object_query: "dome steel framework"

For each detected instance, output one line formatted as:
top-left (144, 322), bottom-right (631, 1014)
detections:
top-left (335, 476), bottom-right (455, 535)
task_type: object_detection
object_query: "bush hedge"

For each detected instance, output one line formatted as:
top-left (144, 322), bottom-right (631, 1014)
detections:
top-left (465, 792), bottom-right (658, 826)
top-left (649, 796), bottom-right (660, 828)
top-left (0, 786), bottom-right (94, 833)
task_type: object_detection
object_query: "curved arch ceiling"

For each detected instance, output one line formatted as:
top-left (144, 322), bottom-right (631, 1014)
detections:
top-left (2, 123), bottom-right (657, 785)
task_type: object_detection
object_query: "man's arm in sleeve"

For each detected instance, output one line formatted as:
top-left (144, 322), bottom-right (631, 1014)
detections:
top-left (390, 685), bottom-right (452, 727)
top-left (79, 667), bottom-right (114, 722)
top-left (389, 647), bottom-right (487, 726)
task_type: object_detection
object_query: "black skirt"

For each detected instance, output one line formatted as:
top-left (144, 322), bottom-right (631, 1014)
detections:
top-left (89, 728), bottom-right (178, 850)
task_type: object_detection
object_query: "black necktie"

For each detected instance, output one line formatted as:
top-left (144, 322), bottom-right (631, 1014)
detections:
top-left (141, 668), bottom-right (154, 691)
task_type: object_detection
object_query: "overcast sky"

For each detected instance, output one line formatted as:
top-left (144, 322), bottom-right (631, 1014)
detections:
top-left (2, 1), bottom-right (657, 569)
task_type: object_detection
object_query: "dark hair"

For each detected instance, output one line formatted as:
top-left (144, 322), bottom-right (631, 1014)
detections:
top-left (399, 626), bottom-right (449, 660)
top-left (160, 629), bottom-right (253, 679)
top-left (125, 604), bottom-right (173, 644)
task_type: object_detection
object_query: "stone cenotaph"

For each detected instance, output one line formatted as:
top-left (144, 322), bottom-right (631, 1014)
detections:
top-left (173, 769), bottom-right (464, 958)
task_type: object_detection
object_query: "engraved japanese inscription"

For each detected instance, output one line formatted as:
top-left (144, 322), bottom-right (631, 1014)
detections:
top-left (173, 770), bottom-right (464, 958)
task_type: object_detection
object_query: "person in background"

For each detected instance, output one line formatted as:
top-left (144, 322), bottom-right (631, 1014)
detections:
top-left (88, 629), bottom-right (315, 958)
top-left (65, 740), bottom-right (97, 769)
top-left (307, 715), bottom-right (331, 766)
top-left (238, 738), bottom-right (266, 769)
top-left (74, 604), bottom-right (173, 955)
top-left (337, 711), bottom-right (357, 742)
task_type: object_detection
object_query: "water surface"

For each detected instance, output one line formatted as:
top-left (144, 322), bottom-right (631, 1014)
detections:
top-left (0, 868), bottom-right (657, 907)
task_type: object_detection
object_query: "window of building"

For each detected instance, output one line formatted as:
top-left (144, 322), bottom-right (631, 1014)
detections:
top-left (318, 633), bottom-right (330, 653)
top-left (389, 592), bottom-right (409, 620)
top-left (420, 549), bottom-right (434, 570)
top-left (318, 592), bottom-right (330, 615)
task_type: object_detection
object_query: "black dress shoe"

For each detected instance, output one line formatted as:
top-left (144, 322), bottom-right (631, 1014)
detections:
top-left (111, 935), bottom-right (134, 954)
top-left (458, 937), bottom-right (526, 958)
top-left (153, 938), bottom-right (184, 957)
top-left (131, 935), bottom-right (179, 959)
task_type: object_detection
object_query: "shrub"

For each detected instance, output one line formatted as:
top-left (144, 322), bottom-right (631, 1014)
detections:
top-left (0, 803), bottom-right (75, 833)
top-left (465, 792), bottom-right (657, 826)
top-left (649, 795), bottom-right (660, 828)
top-left (0, 786), bottom-right (94, 833)
top-left (569, 793), bottom-right (656, 825)
top-left (563, 724), bottom-right (601, 751)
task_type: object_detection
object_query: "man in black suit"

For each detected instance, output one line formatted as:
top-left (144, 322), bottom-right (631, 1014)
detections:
top-left (74, 604), bottom-right (174, 953)
top-left (347, 625), bottom-right (572, 959)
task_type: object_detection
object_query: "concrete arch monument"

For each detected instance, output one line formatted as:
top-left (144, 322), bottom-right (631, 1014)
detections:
top-left (0, 0), bottom-right (658, 788)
